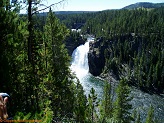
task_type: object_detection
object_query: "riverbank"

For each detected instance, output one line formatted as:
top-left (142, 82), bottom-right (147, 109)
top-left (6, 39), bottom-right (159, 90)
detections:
top-left (70, 37), bottom-right (164, 123)
top-left (99, 66), bottom-right (164, 96)
top-left (98, 71), bottom-right (164, 123)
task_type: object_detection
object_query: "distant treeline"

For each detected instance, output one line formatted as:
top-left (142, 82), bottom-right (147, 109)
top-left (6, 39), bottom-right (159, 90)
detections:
top-left (0, 1), bottom-right (163, 122)
top-left (81, 8), bottom-right (164, 93)
top-left (55, 7), bottom-right (164, 93)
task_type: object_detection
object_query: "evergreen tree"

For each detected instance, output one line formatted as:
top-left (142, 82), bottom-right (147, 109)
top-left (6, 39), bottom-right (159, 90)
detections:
top-left (87, 87), bottom-right (99, 123)
top-left (73, 80), bottom-right (87, 122)
top-left (99, 81), bottom-right (113, 122)
top-left (145, 105), bottom-right (154, 123)
top-left (43, 8), bottom-right (74, 118)
top-left (0, 2), bottom-right (33, 114)
top-left (113, 78), bottom-right (133, 123)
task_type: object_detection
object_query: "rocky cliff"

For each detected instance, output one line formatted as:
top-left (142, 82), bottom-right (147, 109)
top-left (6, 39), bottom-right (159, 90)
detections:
top-left (64, 34), bottom-right (86, 56)
top-left (88, 34), bottom-right (135, 77)
top-left (88, 37), bottom-right (108, 76)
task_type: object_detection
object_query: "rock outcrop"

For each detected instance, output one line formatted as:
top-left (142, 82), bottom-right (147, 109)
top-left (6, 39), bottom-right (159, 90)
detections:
top-left (64, 35), bottom-right (86, 56)
top-left (88, 37), bottom-right (108, 76)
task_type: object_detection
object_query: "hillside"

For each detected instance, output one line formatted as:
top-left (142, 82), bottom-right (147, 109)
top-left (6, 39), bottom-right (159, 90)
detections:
top-left (82, 7), bottom-right (164, 93)
top-left (37, 11), bottom-right (96, 16)
top-left (55, 11), bottom-right (97, 14)
top-left (122, 2), bottom-right (164, 9)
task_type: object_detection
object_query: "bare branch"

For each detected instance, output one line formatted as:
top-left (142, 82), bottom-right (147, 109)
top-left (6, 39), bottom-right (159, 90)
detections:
top-left (32, 0), bottom-right (67, 15)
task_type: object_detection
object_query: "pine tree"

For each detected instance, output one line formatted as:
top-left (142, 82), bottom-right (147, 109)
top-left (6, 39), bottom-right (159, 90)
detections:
top-left (0, 2), bottom-right (33, 114)
top-left (87, 87), bottom-right (99, 123)
top-left (43, 8), bottom-right (74, 118)
top-left (145, 105), bottom-right (154, 123)
top-left (113, 78), bottom-right (133, 123)
top-left (73, 80), bottom-right (87, 122)
top-left (99, 81), bottom-right (113, 122)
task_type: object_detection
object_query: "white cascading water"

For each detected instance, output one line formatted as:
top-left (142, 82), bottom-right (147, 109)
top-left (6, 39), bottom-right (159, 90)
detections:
top-left (70, 41), bottom-right (90, 78)
top-left (70, 36), bottom-right (164, 122)
top-left (70, 37), bottom-right (104, 97)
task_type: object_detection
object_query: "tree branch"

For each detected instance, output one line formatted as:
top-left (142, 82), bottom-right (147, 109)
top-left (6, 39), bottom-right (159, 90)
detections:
top-left (32, 0), bottom-right (66, 15)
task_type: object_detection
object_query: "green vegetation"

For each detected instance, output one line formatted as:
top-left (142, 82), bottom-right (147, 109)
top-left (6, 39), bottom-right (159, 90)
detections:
top-left (122, 2), bottom-right (164, 9)
top-left (82, 7), bottom-right (164, 93)
top-left (113, 78), bottom-right (133, 123)
top-left (0, 0), bottom-right (163, 122)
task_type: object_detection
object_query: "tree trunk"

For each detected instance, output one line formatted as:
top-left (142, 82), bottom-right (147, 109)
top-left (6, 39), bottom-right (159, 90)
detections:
top-left (28, 0), bottom-right (32, 61)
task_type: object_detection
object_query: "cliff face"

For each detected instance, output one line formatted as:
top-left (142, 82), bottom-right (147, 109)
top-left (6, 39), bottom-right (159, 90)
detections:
top-left (87, 34), bottom-right (135, 77)
top-left (64, 35), bottom-right (86, 56)
top-left (88, 37), bottom-right (108, 76)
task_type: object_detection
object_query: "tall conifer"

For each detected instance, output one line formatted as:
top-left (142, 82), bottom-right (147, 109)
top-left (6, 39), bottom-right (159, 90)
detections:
top-left (113, 78), bottom-right (133, 123)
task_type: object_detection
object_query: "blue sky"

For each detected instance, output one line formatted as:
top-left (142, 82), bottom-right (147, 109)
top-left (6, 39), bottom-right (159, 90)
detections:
top-left (43, 0), bottom-right (164, 11)
top-left (19, 0), bottom-right (163, 13)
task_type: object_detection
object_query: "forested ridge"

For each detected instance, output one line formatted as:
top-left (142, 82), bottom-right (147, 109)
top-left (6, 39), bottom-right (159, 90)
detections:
top-left (56, 7), bottom-right (164, 93)
top-left (81, 7), bottom-right (164, 94)
top-left (122, 2), bottom-right (164, 9)
top-left (0, 0), bottom-right (163, 122)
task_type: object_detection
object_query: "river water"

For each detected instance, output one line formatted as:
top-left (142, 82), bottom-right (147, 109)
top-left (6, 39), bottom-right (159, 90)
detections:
top-left (70, 37), bottom-right (164, 123)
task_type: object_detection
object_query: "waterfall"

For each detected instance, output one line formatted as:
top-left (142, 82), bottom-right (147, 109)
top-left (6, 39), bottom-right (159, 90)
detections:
top-left (70, 36), bottom-right (164, 122)
top-left (70, 37), bottom-right (104, 97)
top-left (70, 37), bottom-right (93, 78)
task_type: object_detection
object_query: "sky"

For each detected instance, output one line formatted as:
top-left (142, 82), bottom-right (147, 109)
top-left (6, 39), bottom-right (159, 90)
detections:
top-left (19, 0), bottom-right (164, 13)
top-left (42, 0), bottom-right (164, 11)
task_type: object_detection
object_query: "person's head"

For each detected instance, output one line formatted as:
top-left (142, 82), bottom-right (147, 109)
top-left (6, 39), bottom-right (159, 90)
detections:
top-left (0, 96), bottom-right (8, 120)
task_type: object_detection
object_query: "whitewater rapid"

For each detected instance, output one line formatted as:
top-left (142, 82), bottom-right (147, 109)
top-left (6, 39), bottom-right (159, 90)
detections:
top-left (70, 37), bottom-right (104, 97)
top-left (70, 36), bottom-right (164, 123)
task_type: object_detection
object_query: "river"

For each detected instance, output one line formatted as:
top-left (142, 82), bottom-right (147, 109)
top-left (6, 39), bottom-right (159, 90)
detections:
top-left (70, 37), bottom-right (164, 123)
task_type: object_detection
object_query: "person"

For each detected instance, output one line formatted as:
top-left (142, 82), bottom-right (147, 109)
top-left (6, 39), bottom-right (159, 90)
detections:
top-left (0, 96), bottom-right (8, 120)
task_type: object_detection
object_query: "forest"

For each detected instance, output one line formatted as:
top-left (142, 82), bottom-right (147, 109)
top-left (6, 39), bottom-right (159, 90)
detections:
top-left (81, 7), bottom-right (164, 93)
top-left (56, 7), bottom-right (163, 93)
top-left (0, 0), bottom-right (163, 122)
